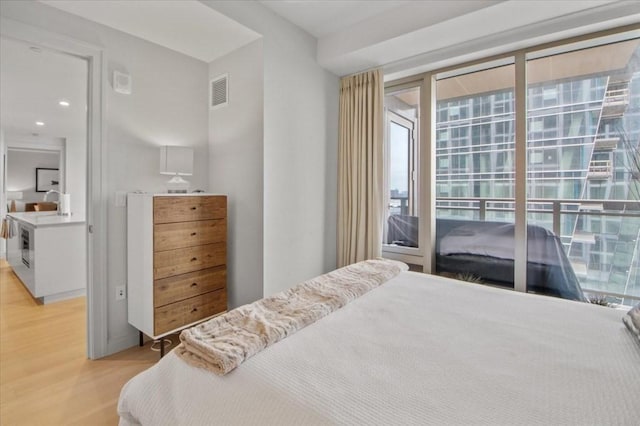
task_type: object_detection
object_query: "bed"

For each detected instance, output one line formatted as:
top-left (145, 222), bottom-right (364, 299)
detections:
top-left (118, 268), bottom-right (639, 425)
top-left (387, 216), bottom-right (585, 301)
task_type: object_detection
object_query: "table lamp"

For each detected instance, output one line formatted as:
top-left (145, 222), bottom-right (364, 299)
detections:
top-left (160, 146), bottom-right (193, 193)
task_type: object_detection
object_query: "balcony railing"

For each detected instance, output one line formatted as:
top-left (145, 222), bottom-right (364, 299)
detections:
top-left (593, 136), bottom-right (619, 151)
top-left (601, 87), bottom-right (630, 118)
top-left (389, 196), bottom-right (409, 216)
top-left (433, 196), bottom-right (639, 234)
top-left (587, 159), bottom-right (612, 179)
top-left (388, 196), bottom-right (640, 303)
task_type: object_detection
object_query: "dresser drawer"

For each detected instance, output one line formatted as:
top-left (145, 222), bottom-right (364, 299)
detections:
top-left (154, 219), bottom-right (226, 252)
top-left (154, 289), bottom-right (227, 335)
top-left (154, 242), bottom-right (225, 279)
top-left (154, 266), bottom-right (226, 308)
top-left (153, 196), bottom-right (226, 224)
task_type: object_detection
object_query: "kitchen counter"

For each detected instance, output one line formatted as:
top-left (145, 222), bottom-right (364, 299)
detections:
top-left (8, 211), bottom-right (85, 228)
top-left (6, 212), bottom-right (86, 303)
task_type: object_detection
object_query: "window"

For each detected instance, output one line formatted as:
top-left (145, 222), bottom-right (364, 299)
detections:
top-left (528, 36), bottom-right (640, 305)
top-left (384, 29), bottom-right (640, 306)
top-left (436, 62), bottom-right (516, 281)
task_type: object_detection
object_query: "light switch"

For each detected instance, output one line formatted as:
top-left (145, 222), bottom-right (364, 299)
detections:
top-left (115, 191), bottom-right (127, 207)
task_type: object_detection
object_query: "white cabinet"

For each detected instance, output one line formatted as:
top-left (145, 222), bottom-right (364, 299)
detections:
top-left (6, 213), bottom-right (86, 303)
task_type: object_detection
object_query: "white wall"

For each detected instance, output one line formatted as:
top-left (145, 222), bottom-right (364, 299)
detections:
top-left (0, 1), bottom-right (209, 353)
top-left (202, 1), bottom-right (339, 297)
top-left (6, 149), bottom-right (60, 208)
top-left (208, 39), bottom-right (264, 308)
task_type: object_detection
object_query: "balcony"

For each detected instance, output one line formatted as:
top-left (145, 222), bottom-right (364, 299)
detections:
top-left (593, 136), bottom-right (619, 151)
top-left (587, 159), bottom-right (612, 179)
top-left (389, 196), bottom-right (640, 304)
top-left (601, 86), bottom-right (629, 118)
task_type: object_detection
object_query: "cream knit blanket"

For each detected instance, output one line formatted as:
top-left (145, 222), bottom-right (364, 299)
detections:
top-left (176, 259), bottom-right (408, 375)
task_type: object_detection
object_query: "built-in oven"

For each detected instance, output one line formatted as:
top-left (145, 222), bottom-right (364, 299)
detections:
top-left (21, 227), bottom-right (30, 268)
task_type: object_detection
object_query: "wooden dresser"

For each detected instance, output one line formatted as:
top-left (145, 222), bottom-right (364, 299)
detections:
top-left (127, 193), bottom-right (227, 344)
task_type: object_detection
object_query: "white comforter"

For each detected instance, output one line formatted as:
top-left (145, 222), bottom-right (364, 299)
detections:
top-left (118, 272), bottom-right (640, 425)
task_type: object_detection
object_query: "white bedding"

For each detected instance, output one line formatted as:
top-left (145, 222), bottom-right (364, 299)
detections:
top-left (118, 272), bottom-right (640, 425)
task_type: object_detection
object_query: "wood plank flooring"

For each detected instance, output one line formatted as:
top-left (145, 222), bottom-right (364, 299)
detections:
top-left (0, 260), bottom-right (160, 425)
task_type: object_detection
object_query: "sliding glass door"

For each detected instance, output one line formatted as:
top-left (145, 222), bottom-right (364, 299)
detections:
top-left (383, 27), bottom-right (640, 305)
top-left (526, 37), bottom-right (640, 305)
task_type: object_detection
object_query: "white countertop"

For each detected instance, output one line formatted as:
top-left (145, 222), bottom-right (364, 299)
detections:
top-left (8, 212), bottom-right (86, 228)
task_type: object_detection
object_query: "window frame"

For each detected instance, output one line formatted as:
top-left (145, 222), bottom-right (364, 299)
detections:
top-left (382, 85), bottom-right (424, 264)
top-left (383, 24), bottom-right (640, 292)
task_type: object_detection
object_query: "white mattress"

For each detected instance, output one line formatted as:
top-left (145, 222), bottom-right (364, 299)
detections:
top-left (118, 272), bottom-right (640, 425)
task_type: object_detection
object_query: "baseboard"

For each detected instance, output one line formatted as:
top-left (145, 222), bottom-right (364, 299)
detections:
top-left (41, 288), bottom-right (86, 304)
top-left (106, 332), bottom-right (139, 356)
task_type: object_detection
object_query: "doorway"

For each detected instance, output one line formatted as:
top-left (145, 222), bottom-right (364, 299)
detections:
top-left (0, 17), bottom-right (106, 358)
top-left (382, 86), bottom-right (421, 265)
top-left (1, 35), bottom-right (88, 325)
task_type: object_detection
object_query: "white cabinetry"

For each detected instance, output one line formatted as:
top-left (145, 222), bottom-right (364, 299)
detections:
top-left (6, 212), bottom-right (86, 303)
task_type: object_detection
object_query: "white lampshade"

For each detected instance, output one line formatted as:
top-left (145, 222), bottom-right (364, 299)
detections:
top-left (160, 146), bottom-right (193, 176)
top-left (7, 191), bottom-right (23, 200)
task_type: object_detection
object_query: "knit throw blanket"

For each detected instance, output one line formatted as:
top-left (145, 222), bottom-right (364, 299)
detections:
top-left (176, 259), bottom-right (408, 375)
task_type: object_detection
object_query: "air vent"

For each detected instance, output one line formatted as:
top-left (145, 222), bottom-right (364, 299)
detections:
top-left (210, 74), bottom-right (228, 109)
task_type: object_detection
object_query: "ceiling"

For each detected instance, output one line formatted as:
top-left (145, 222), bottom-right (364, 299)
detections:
top-left (22, 0), bottom-right (640, 79)
top-left (0, 37), bottom-right (87, 140)
top-left (39, 0), bottom-right (261, 63)
top-left (259, 0), bottom-right (411, 38)
top-left (317, 1), bottom-right (639, 77)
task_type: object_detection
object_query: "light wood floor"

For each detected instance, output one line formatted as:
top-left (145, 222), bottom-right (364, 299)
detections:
top-left (0, 260), bottom-right (160, 425)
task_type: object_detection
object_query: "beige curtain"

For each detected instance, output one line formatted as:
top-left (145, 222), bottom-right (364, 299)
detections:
top-left (337, 69), bottom-right (384, 267)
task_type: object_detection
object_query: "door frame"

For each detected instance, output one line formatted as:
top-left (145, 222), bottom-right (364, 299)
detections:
top-left (382, 106), bottom-right (422, 264)
top-left (1, 17), bottom-right (108, 358)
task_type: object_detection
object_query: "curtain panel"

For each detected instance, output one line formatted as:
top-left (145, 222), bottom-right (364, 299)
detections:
top-left (337, 69), bottom-right (384, 267)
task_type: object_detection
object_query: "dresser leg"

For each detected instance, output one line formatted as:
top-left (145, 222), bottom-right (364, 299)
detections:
top-left (139, 331), bottom-right (144, 347)
top-left (160, 339), bottom-right (165, 358)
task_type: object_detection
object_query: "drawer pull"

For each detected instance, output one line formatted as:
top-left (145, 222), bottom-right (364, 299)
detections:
top-left (190, 206), bottom-right (197, 210)
top-left (190, 232), bottom-right (197, 236)
top-left (191, 308), bottom-right (198, 313)
top-left (191, 282), bottom-right (198, 287)
top-left (191, 257), bottom-right (197, 262)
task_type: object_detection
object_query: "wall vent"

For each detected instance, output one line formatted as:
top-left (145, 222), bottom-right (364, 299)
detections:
top-left (210, 74), bottom-right (228, 109)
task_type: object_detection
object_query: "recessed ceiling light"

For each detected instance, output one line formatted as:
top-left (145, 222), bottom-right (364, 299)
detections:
top-left (58, 100), bottom-right (70, 107)
top-left (35, 121), bottom-right (45, 126)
